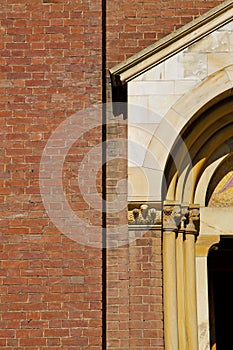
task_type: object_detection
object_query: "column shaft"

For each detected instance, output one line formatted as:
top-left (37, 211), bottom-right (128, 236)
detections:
top-left (163, 230), bottom-right (179, 350)
top-left (184, 233), bottom-right (199, 350)
top-left (176, 230), bottom-right (187, 349)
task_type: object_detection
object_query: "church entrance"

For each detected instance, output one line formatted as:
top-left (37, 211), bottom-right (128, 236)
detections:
top-left (208, 237), bottom-right (233, 350)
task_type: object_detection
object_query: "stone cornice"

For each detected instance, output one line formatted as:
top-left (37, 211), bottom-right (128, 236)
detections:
top-left (110, 0), bottom-right (233, 102)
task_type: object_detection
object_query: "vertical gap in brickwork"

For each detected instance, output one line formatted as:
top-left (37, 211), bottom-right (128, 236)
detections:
top-left (102, 0), bottom-right (107, 347)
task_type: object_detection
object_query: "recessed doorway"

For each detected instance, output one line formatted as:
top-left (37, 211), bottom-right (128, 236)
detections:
top-left (208, 237), bottom-right (233, 350)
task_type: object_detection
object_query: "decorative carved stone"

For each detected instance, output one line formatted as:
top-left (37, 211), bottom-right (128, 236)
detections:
top-left (128, 203), bottom-right (161, 226)
top-left (162, 203), bottom-right (200, 235)
top-left (180, 215), bottom-right (186, 231)
top-left (186, 205), bottom-right (200, 235)
top-left (128, 202), bottom-right (200, 234)
top-left (180, 205), bottom-right (189, 231)
top-left (163, 204), bottom-right (181, 231)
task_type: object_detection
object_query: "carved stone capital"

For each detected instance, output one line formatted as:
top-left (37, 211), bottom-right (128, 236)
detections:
top-left (163, 203), bottom-right (181, 232)
top-left (179, 205), bottom-right (189, 231)
top-left (185, 205), bottom-right (200, 236)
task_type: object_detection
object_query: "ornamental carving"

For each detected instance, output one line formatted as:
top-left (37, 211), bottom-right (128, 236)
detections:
top-left (186, 205), bottom-right (200, 234)
top-left (128, 202), bottom-right (200, 234)
top-left (162, 203), bottom-right (200, 235)
top-left (163, 204), bottom-right (181, 231)
top-left (128, 203), bottom-right (161, 225)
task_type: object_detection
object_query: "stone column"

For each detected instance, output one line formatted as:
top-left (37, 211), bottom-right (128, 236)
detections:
top-left (163, 203), bottom-right (180, 350)
top-left (176, 209), bottom-right (188, 349)
top-left (184, 205), bottom-right (199, 350)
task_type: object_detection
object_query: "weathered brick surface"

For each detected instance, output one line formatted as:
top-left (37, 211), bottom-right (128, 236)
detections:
top-left (0, 0), bottom-right (102, 348)
top-left (0, 0), bottom-right (226, 348)
top-left (128, 231), bottom-right (163, 349)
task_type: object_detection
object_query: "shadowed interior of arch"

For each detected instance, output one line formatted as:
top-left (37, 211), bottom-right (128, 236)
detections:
top-left (208, 237), bottom-right (233, 350)
top-left (163, 95), bottom-right (233, 203)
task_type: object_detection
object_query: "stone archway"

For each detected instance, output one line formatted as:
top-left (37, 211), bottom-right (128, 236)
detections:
top-left (162, 92), bottom-right (233, 349)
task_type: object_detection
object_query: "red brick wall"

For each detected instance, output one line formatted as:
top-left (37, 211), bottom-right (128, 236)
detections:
top-left (128, 231), bottom-right (163, 349)
top-left (0, 0), bottom-right (102, 348)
